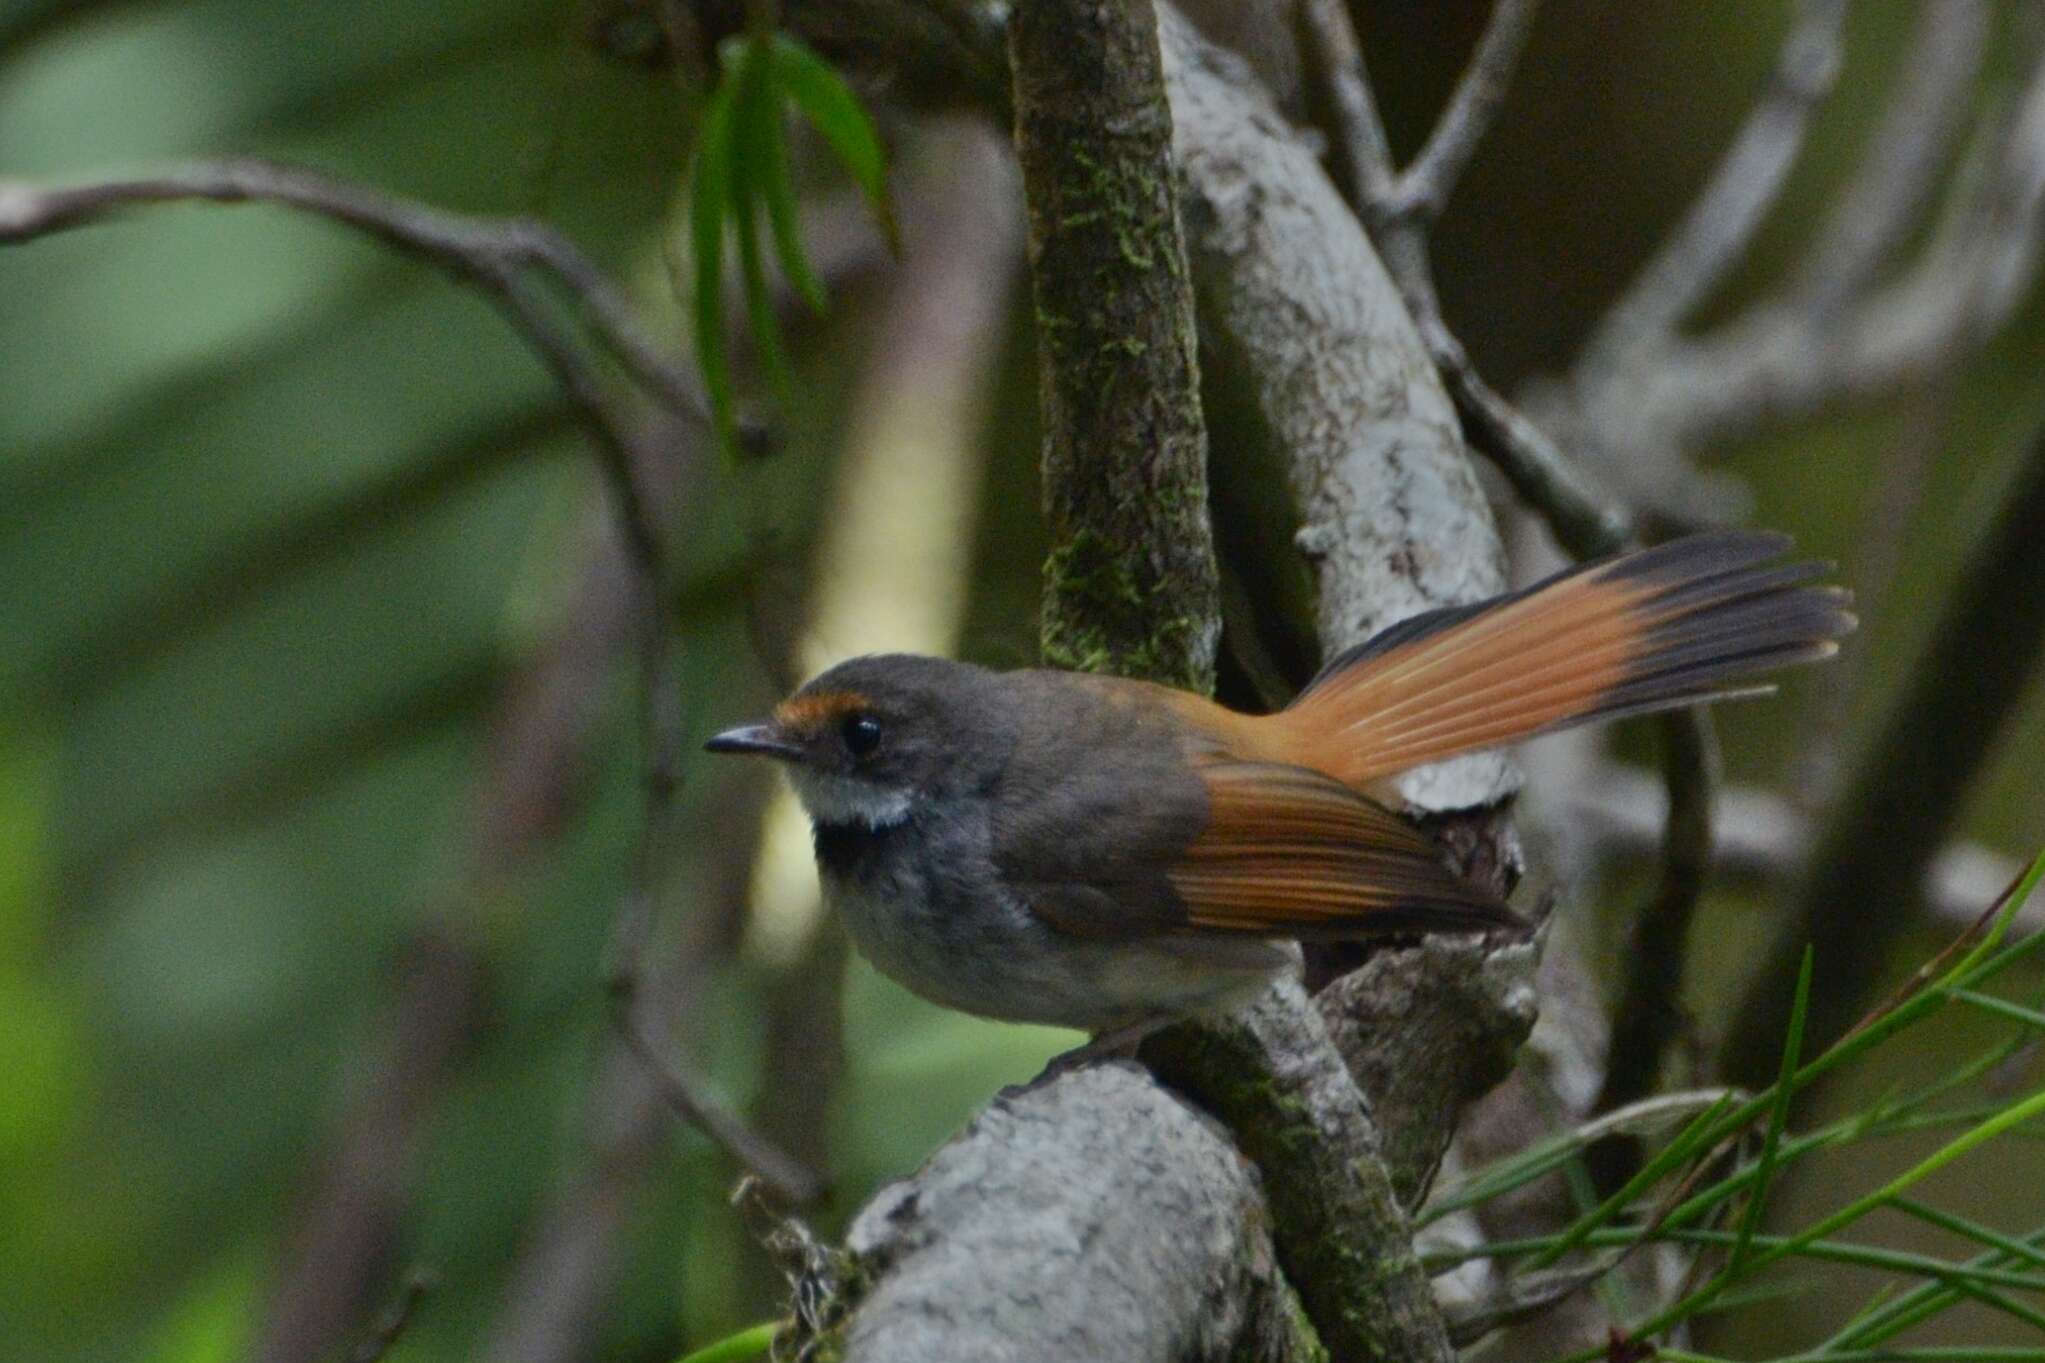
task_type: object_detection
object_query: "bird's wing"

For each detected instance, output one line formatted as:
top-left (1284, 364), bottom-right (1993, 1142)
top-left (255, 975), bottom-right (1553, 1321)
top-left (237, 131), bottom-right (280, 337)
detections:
top-left (1158, 757), bottom-right (1521, 937)
top-left (987, 675), bottom-right (1518, 940)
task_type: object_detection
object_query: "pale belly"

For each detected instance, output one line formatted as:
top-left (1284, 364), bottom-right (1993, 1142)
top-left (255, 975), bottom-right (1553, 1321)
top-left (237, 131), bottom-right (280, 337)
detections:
top-left (823, 871), bottom-right (1293, 1033)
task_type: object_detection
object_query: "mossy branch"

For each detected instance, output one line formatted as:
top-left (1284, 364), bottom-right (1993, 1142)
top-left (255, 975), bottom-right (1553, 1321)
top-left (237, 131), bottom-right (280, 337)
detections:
top-left (1009, 0), bottom-right (1220, 690)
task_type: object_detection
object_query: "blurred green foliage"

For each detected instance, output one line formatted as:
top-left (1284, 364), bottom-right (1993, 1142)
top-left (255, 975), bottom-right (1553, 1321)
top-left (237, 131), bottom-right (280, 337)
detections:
top-left (4, 3), bottom-right (2044, 1362)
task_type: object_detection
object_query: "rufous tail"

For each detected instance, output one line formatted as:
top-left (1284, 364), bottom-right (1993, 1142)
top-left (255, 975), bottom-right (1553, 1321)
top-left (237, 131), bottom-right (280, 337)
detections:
top-left (1270, 531), bottom-right (1855, 789)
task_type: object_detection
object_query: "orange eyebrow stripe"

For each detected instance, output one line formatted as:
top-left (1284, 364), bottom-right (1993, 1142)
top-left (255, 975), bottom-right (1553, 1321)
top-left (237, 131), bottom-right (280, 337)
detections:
top-left (773, 690), bottom-right (872, 734)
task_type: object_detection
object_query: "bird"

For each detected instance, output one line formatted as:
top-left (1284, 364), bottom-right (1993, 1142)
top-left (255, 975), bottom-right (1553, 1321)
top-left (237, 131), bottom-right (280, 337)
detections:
top-left (706, 530), bottom-right (1854, 1049)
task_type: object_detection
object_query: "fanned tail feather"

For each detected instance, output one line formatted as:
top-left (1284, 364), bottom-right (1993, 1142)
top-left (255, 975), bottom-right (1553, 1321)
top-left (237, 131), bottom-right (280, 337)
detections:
top-left (1271, 531), bottom-right (1856, 788)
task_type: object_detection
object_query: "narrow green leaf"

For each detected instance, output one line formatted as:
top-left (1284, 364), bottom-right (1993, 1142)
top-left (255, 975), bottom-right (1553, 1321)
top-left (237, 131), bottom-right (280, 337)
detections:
top-left (675, 1321), bottom-right (778, 1363)
top-left (690, 78), bottom-right (739, 457)
top-left (1826, 1220), bottom-right (2045, 1350)
top-left (731, 34), bottom-right (794, 401)
top-left (1951, 988), bottom-right (2045, 1031)
top-left (1890, 1198), bottom-right (2045, 1271)
top-left (1730, 947), bottom-right (1813, 1277)
top-left (770, 33), bottom-right (898, 250)
top-left (1528, 1091), bottom-right (1737, 1268)
top-left (1422, 1090), bottom-right (1737, 1226)
top-left (757, 74), bottom-right (827, 312)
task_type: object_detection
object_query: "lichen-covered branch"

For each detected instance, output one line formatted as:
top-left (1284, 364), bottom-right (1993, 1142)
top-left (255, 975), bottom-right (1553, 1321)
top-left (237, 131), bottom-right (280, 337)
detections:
top-left (1160, 7), bottom-right (1514, 813)
top-left (1011, 0), bottom-right (1220, 688)
top-left (822, 1065), bottom-right (1320, 1363)
top-left (1144, 981), bottom-right (1457, 1363)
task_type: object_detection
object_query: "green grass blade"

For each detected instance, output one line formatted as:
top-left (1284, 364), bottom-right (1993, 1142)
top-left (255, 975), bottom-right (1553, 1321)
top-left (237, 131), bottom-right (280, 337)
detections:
top-left (1950, 988), bottom-right (2045, 1031)
top-left (1433, 1225), bottom-right (2045, 1293)
top-left (1890, 1198), bottom-right (2045, 1270)
top-left (1527, 1091), bottom-right (1738, 1267)
top-left (675, 1321), bottom-right (778, 1363)
top-left (1421, 1090), bottom-right (1736, 1226)
top-left (730, 36), bottom-right (793, 402)
top-left (1826, 1220), bottom-right (2045, 1350)
top-left (1731, 948), bottom-right (1813, 1276)
top-left (771, 33), bottom-right (898, 250)
top-left (756, 75), bottom-right (826, 313)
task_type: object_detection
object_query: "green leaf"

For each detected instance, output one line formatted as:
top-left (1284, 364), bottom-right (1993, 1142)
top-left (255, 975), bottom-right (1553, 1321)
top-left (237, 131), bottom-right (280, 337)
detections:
top-left (757, 81), bottom-right (827, 313)
top-left (731, 34), bottom-right (794, 401)
top-left (1729, 946), bottom-right (1812, 1277)
top-left (770, 33), bottom-right (898, 251)
top-left (675, 1321), bottom-right (778, 1363)
top-left (690, 77), bottom-right (740, 458)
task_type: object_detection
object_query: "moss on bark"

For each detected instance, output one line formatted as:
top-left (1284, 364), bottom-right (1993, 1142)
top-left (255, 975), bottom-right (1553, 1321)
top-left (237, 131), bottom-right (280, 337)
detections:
top-left (1009, 0), bottom-right (1220, 690)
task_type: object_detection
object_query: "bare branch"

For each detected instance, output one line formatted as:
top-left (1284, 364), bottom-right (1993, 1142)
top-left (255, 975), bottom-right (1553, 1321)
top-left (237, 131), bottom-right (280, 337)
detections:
top-left (1652, 49), bottom-right (2045, 449)
top-left (1419, 310), bottom-right (1634, 558)
top-left (1294, 0), bottom-right (1631, 564)
top-left (1389, 0), bottom-right (1542, 222)
top-left (606, 583), bottom-right (824, 1206)
top-left (0, 159), bottom-right (700, 579)
top-left (1566, 763), bottom-right (2041, 934)
top-left (1794, 0), bottom-right (1989, 314)
top-left (1585, 0), bottom-right (1849, 362)
top-left (617, 1011), bottom-right (826, 1204)
top-left (1588, 711), bottom-right (1720, 1184)
top-left (1295, 0), bottom-right (1397, 206)
top-left (811, 1064), bottom-right (1320, 1363)
top-left (1145, 980), bottom-right (1459, 1363)
top-left (249, 510), bottom-right (643, 1363)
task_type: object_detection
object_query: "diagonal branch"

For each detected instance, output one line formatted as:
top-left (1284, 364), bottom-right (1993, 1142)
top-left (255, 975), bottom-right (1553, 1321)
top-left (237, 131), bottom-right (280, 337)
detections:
top-left (1295, 0), bottom-right (1630, 561)
top-left (1385, 0), bottom-right (1542, 224)
top-left (0, 159), bottom-right (702, 580)
top-left (1584, 0), bottom-right (1849, 364)
top-left (1792, 0), bottom-right (1989, 314)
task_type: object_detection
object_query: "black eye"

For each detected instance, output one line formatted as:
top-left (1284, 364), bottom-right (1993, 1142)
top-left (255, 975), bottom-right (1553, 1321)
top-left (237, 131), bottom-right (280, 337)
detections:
top-left (842, 713), bottom-right (883, 757)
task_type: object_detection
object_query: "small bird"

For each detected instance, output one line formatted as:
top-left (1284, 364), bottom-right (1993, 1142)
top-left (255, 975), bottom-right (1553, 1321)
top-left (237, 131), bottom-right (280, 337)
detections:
top-left (707, 531), bottom-right (1853, 1046)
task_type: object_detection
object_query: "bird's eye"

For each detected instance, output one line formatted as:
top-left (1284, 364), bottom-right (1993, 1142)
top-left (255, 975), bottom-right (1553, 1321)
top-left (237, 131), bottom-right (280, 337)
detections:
top-left (842, 713), bottom-right (883, 757)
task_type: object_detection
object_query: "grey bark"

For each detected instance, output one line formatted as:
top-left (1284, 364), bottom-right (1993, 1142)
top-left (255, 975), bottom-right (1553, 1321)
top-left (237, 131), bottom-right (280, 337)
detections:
top-left (744, 9), bottom-right (1541, 1360)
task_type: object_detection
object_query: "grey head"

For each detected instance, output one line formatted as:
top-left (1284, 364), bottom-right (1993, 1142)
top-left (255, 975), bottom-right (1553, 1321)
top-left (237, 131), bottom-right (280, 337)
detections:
top-left (704, 653), bottom-right (1011, 828)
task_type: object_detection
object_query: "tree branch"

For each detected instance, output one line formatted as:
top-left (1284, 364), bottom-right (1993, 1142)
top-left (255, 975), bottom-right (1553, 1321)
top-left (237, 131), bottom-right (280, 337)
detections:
top-left (1584, 0), bottom-right (1849, 363)
top-left (1385, 0), bottom-right (1542, 224)
top-left (0, 159), bottom-right (701, 580)
top-left (1144, 982), bottom-right (1457, 1363)
top-left (1011, 0), bottom-right (1221, 687)
top-left (1792, 0), bottom-right (1989, 314)
top-left (1563, 762), bottom-right (2041, 935)
top-left (1294, 0), bottom-right (1632, 561)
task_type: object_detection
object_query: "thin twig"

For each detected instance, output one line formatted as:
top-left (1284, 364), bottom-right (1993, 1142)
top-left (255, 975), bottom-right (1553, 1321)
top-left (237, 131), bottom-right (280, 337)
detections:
top-left (1296, 0), bottom-right (1397, 207)
top-left (1586, 0), bottom-right (1849, 362)
top-left (1589, 712), bottom-right (1720, 1188)
top-left (1418, 310), bottom-right (1633, 558)
top-left (604, 581), bottom-right (825, 1206)
top-left (1794, 0), bottom-right (1989, 314)
top-left (0, 159), bottom-right (695, 578)
top-left (1295, 0), bottom-right (1630, 560)
top-left (1387, 0), bottom-right (1542, 223)
top-left (617, 1009), bottom-right (827, 1204)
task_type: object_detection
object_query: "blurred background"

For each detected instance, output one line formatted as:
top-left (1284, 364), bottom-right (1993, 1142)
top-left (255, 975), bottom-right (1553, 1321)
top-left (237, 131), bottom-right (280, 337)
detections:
top-left (3, 2), bottom-right (2043, 1360)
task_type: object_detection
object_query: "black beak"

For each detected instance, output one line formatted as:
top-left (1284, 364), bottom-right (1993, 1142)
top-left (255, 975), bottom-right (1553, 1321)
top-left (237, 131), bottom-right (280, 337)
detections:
top-left (704, 723), bottom-right (803, 760)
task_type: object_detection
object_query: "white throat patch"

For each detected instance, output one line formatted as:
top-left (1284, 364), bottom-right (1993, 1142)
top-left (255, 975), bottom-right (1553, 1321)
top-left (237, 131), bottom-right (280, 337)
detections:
top-left (786, 767), bottom-right (914, 829)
